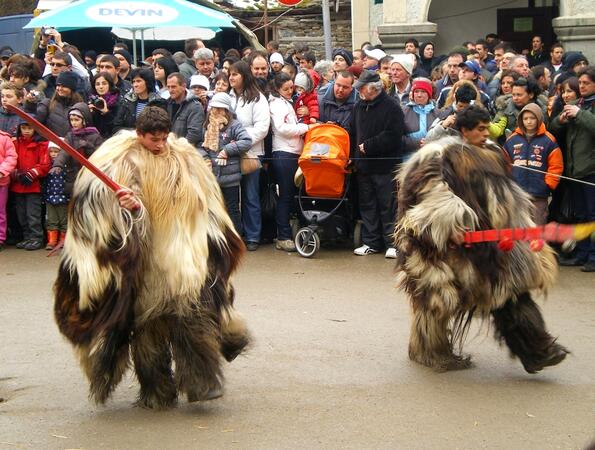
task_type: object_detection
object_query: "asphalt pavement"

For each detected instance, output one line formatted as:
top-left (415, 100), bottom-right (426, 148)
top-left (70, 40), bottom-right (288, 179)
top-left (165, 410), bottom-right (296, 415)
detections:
top-left (1, 245), bottom-right (594, 449)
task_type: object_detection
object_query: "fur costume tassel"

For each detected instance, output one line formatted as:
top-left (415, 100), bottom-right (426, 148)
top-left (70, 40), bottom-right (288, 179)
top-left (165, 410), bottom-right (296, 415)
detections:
top-left (54, 131), bottom-right (250, 407)
top-left (395, 137), bottom-right (568, 373)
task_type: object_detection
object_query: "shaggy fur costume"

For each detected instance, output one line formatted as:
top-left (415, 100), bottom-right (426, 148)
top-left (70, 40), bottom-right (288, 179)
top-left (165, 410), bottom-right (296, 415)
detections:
top-left (54, 131), bottom-right (249, 408)
top-left (395, 136), bottom-right (568, 373)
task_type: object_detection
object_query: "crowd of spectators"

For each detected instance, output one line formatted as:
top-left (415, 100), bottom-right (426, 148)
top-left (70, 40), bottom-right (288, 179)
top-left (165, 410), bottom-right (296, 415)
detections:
top-left (0, 30), bottom-right (593, 271)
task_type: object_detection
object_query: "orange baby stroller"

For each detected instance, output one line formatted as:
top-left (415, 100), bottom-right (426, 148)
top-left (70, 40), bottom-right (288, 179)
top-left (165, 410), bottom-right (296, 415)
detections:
top-left (294, 123), bottom-right (359, 257)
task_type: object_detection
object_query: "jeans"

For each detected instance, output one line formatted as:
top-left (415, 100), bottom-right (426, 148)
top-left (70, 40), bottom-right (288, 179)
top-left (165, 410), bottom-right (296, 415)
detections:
top-left (221, 185), bottom-right (242, 235)
top-left (574, 174), bottom-right (595, 264)
top-left (356, 172), bottom-right (396, 250)
top-left (241, 163), bottom-right (262, 243)
top-left (0, 185), bottom-right (8, 243)
top-left (272, 151), bottom-right (299, 240)
top-left (15, 193), bottom-right (43, 241)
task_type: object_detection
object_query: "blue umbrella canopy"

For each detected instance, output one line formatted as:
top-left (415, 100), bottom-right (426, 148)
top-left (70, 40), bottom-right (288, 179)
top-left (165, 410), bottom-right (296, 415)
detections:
top-left (24, 0), bottom-right (235, 30)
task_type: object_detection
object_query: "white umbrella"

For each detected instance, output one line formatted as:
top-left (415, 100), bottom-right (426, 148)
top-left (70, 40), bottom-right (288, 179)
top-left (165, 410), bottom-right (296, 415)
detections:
top-left (111, 26), bottom-right (216, 41)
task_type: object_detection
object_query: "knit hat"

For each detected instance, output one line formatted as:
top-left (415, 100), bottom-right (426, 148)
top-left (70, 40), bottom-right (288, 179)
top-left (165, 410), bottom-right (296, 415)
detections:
top-left (114, 49), bottom-right (132, 66)
top-left (390, 54), bottom-right (414, 75)
top-left (208, 92), bottom-right (232, 110)
top-left (411, 77), bottom-right (433, 98)
top-left (189, 74), bottom-right (210, 89)
top-left (518, 103), bottom-right (543, 131)
top-left (56, 71), bottom-right (78, 91)
top-left (68, 109), bottom-right (86, 126)
top-left (332, 48), bottom-right (353, 67)
top-left (562, 51), bottom-right (588, 71)
top-left (294, 71), bottom-right (311, 91)
top-left (270, 52), bottom-right (284, 65)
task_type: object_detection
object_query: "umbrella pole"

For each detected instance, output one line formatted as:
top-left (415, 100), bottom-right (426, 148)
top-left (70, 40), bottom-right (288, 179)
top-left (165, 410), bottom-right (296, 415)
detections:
top-left (141, 29), bottom-right (145, 62)
top-left (132, 29), bottom-right (137, 66)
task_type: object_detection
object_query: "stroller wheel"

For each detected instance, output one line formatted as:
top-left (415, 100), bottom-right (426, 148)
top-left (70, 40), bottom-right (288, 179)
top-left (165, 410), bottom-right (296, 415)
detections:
top-left (295, 227), bottom-right (320, 258)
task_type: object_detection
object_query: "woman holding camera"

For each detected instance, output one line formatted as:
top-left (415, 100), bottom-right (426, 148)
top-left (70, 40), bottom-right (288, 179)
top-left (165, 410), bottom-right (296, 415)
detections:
top-left (26, 71), bottom-right (83, 137)
top-left (89, 71), bottom-right (120, 138)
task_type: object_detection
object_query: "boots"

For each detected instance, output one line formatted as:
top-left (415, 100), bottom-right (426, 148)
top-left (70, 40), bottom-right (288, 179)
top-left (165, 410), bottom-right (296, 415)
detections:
top-left (45, 230), bottom-right (59, 250)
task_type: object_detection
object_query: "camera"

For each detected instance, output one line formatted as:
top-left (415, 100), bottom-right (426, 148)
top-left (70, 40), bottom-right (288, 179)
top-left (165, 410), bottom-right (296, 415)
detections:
top-left (42, 27), bottom-right (55, 36)
top-left (89, 95), bottom-right (106, 109)
top-left (29, 90), bottom-right (41, 99)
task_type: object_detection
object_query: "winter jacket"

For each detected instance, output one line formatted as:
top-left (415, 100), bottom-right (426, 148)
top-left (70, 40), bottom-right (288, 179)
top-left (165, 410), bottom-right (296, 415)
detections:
top-left (166, 93), bottom-right (204, 147)
top-left (549, 94), bottom-right (595, 179)
top-left (388, 81), bottom-right (411, 107)
top-left (178, 58), bottom-right (197, 84)
top-left (401, 101), bottom-right (440, 154)
top-left (229, 90), bottom-right (270, 157)
top-left (318, 86), bottom-right (357, 133)
top-left (199, 119), bottom-right (252, 188)
top-left (113, 91), bottom-right (167, 132)
top-left (91, 91), bottom-right (121, 139)
top-left (28, 97), bottom-right (78, 137)
top-left (350, 90), bottom-right (405, 174)
top-left (504, 123), bottom-right (563, 198)
top-left (294, 69), bottom-right (320, 124)
top-left (0, 106), bottom-right (21, 137)
top-left (0, 131), bottom-right (18, 187)
top-left (45, 170), bottom-right (69, 205)
top-left (492, 96), bottom-right (549, 139)
top-left (269, 95), bottom-right (309, 155)
top-left (56, 105), bottom-right (103, 195)
top-left (10, 136), bottom-right (51, 194)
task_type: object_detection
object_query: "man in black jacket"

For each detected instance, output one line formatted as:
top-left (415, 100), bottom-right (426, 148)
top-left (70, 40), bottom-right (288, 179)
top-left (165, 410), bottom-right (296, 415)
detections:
top-left (351, 70), bottom-right (404, 259)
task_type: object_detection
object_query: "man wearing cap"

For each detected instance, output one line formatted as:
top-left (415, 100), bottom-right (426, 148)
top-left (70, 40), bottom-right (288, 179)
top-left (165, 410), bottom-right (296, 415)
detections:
top-left (194, 48), bottom-right (218, 90)
top-left (437, 60), bottom-right (491, 109)
top-left (0, 47), bottom-right (15, 68)
top-left (270, 52), bottom-right (285, 75)
top-left (332, 48), bottom-right (353, 74)
top-left (388, 54), bottom-right (413, 106)
top-left (114, 49), bottom-right (133, 81)
top-left (351, 70), bottom-right (404, 259)
top-left (363, 48), bottom-right (386, 72)
top-left (165, 73), bottom-right (204, 147)
top-left (189, 74), bottom-right (211, 110)
top-left (319, 70), bottom-right (356, 132)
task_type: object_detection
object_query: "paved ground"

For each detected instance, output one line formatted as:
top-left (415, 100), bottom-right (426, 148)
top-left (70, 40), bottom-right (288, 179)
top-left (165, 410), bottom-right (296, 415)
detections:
top-left (1, 245), bottom-right (594, 450)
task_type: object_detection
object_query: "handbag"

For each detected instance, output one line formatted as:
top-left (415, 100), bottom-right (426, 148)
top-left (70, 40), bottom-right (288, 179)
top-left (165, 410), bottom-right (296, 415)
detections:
top-left (240, 150), bottom-right (262, 175)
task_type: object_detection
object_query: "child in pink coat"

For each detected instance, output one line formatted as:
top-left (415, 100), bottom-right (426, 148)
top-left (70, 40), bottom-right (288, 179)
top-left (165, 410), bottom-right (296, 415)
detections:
top-left (0, 130), bottom-right (18, 250)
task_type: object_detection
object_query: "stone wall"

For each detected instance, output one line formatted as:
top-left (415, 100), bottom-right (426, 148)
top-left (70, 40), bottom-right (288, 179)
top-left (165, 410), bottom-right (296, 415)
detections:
top-left (276, 16), bottom-right (353, 58)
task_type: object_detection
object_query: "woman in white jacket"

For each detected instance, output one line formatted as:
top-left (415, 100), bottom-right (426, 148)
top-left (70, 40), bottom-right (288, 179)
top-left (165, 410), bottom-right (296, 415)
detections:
top-left (269, 72), bottom-right (316, 252)
top-left (228, 61), bottom-right (271, 251)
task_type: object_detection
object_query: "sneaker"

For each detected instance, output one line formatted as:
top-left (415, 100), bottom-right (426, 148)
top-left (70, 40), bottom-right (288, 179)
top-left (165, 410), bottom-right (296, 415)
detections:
top-left (354, 244), bottom-right (379, 256)
top-left (558, 255), bottom-right (585, 266)
top-left (385, 248), bottom-right (398, 259)
top-left (581, 262), bottom-right (595, 273)
top-left (275, 239), bottom-right (296, 252)
top-left (16, 239), bottom-right (32, 249)
top-left (24, 240), bottom-right (43, 251)
top-left (246, 242), bottom-right (259, 252)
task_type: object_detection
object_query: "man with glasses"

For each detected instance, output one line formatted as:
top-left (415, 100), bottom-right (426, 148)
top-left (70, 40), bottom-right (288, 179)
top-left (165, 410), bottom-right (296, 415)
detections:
top-left (41, 51), bottom-right (88, 99)
top-left (97, 55), bottom-right (132, 94)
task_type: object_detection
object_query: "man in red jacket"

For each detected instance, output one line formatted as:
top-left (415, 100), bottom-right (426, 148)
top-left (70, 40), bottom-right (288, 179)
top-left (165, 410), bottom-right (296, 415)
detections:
top-left (10, 121), bottom-right (51, 250)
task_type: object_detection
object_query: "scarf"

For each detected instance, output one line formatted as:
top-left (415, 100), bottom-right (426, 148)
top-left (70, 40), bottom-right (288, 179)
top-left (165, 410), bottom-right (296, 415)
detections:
top-left (102, 91), bottom-right (119, 108)
top-left (407, 102), bottom-right (435, 141)
top-left (203, 113), bottom-right (228, 152)
top-left (71, 126), bottom-right (100, 136)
